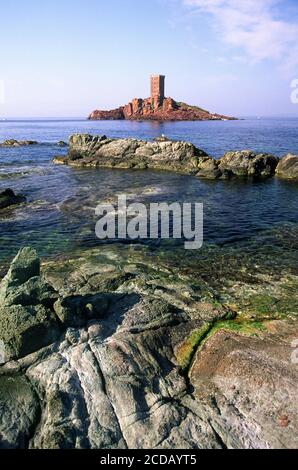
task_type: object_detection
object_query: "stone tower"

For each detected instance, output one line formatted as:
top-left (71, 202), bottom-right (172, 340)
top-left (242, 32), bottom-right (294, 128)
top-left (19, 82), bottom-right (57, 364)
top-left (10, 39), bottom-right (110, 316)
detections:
top-left (151, 75), bottom-right (165, 103)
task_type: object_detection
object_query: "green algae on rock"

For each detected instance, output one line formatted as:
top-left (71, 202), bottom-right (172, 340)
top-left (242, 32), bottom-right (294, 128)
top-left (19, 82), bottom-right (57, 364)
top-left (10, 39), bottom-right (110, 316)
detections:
top-left (0, 233), bottom-right (297, 449)
top-left (0, 248), bottom-right (60, 362)
top-left (0, 375), bottom-right (40, 448)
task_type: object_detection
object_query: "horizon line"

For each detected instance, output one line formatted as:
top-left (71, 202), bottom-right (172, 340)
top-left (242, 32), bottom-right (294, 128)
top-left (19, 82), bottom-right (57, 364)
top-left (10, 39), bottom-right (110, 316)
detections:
top-left (1, 114), bottom-right (298, 120)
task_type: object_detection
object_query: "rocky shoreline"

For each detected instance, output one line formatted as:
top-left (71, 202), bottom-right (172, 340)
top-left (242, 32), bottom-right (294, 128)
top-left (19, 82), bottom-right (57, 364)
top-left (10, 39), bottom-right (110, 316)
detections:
top-left (0, 235), bottom-right (297, 449)
top-left (54, 134), bottom-right (298, 181)
top-left (0, 139), bottom-right (38, 148)
top-left (0, 140), bottom-right (67, 148)
top-left (0, 133), bottom-right (297, 449)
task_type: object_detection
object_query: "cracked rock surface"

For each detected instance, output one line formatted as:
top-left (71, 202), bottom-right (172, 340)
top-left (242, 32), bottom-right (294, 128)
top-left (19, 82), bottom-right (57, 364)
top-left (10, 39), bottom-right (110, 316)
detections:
top-left (0, 238), bottom-right (297, 449)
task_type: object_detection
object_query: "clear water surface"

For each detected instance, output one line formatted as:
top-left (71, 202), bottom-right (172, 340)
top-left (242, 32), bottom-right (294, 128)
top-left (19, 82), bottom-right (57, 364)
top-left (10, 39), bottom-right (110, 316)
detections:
top-left (0, 117), bottom-right (297, 263)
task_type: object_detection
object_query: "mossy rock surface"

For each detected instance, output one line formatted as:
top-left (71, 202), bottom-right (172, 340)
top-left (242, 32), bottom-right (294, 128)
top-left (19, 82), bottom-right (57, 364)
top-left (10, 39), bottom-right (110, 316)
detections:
top-left (0, 375), bottom-right (40, 449)
top-left (0, 248), bottom-right (61, 362)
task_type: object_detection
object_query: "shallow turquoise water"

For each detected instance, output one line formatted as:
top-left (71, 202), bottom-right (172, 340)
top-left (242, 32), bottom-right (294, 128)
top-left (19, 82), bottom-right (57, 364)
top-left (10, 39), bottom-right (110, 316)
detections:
top-left (0, 118), bottom-right (297, 263)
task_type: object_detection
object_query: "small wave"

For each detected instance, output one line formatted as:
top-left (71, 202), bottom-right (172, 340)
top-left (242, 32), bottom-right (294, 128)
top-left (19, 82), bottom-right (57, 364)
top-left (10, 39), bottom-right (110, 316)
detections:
top-left (139, 185), bottom-right (167, 196)
top-left (0, 170), bottom-right (33, 180)
top-left (0, 199), bottom-right (60, 222)
top-left (0, 166), bottom-right (51, 180)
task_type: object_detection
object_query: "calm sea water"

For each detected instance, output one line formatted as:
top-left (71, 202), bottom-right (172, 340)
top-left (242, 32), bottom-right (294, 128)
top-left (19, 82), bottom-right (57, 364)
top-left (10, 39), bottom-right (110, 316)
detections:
top-left (0, 117), bottom-right (297, 263)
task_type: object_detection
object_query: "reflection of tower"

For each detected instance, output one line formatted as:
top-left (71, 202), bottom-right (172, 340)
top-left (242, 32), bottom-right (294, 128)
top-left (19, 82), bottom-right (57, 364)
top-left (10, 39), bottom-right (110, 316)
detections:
top-left (150, 75), bottom-right (165, 109)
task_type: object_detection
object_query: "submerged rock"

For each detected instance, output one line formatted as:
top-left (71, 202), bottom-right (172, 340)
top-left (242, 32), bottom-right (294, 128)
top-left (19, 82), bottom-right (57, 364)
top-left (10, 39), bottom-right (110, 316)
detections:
top-left (0, 189), bottom-right (26, 210)
top-left (0, 140), bottom-right (38, 147)
top-left (276, 154), bottom-right (298, 180)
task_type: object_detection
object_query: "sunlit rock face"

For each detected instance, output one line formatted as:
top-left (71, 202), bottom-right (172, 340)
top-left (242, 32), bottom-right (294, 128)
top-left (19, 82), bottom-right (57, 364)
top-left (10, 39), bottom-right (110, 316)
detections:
top-left (276, 154), bottom-right (298, 180)
top-left (54, 134), bottom-right (280, 181)
top-left (88, 96), bottom-right (235, 122)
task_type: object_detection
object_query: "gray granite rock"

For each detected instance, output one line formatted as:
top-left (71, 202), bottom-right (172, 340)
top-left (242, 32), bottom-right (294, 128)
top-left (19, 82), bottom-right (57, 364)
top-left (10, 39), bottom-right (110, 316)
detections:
top-left (0, 244), bottom-right (297, 449)
top-left (0, 248), bottom-right (60, 362)
top-left (275, 154), bottom-right (298, 180)
top-left (53, 134), bottom-right (208, 174)
top-left (218, 150), bottom-right (278, 178)
top-left (54, 135), bottom-right (284, 181)
top-left (0, 375), bottom-right (40, 448)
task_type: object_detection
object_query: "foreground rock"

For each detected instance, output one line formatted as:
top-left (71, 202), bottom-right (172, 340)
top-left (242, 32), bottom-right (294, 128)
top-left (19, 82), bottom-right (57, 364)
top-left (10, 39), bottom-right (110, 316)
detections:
top-left (0, 139), bottom-right (38, 147)
top-left (0, 248), bottom-right (60, 362)
top-left (275, 154), bottom-right (298, 180)
top-left (0, 248), bottom-right (112, 363)
top-left (0, 375), bottom-right (40, 449)
top-left (0, 189), bottom-right (26, 210)
top-left (54, 134), bottom-right (280, 180)
top-left (0, 239), bottom-right (297, 449)
top-left (54, 134), bottom-right (209, 174)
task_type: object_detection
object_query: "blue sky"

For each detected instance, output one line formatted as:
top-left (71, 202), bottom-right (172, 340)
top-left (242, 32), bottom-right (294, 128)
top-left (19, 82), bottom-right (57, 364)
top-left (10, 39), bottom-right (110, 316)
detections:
top-left (0, 0), bottom-right (298, 117)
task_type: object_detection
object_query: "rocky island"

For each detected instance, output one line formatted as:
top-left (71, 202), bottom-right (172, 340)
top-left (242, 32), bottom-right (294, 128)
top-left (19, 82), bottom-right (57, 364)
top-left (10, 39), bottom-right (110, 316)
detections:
top-left (88, 75), bottom-right (236, 122)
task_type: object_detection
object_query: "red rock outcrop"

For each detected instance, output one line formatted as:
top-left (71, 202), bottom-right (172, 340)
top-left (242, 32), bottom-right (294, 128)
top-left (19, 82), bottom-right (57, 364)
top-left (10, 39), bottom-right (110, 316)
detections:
top-left (88, 107), bottom-right (125, 120)
top-left (88, 97), bottom-right (235, 121)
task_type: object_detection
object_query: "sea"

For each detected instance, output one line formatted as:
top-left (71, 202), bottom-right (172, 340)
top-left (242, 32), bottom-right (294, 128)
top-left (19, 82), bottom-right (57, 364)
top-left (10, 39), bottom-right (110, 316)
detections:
top-left (0, 117), bottom-right (297, 265)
